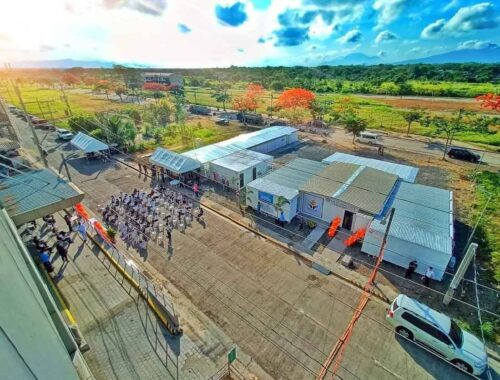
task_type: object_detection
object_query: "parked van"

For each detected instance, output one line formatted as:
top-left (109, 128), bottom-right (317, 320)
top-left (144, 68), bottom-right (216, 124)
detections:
top-left (356, 132), bottom-right (383, 145)
top-left (386, 294), bottom-right (487, 375)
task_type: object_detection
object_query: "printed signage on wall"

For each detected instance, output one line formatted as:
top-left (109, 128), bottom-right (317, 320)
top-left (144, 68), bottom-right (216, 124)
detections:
top-left (258, 191), bottom-right (274, 204)
top-left (302, 193), bottom-right (324, 218)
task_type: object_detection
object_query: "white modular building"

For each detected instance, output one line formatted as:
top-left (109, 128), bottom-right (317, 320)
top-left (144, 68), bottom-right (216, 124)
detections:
top-left (182, 126), bottom-right (298, 173)
top-left (209, 150), bottom-right (273, 189)
top-left (246, 159), bottom-right (327, 222)
top-left (362, 182), bottom-right (453, 281)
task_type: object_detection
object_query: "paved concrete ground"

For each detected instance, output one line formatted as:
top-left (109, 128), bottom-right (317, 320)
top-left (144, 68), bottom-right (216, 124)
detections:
top-left (27, 212), bottom-right (224, 380)
top-left (12, 116), bottom-right (496, 379)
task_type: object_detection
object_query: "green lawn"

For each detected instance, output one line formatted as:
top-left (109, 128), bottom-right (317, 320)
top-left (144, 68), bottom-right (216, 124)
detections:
top-left (185, 87), bottom-right (500, 147)
top-left (0, 84), bottom-right (128, 125)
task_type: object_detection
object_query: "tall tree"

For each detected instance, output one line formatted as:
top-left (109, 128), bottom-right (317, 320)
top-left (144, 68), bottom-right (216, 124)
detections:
top-left (211, 81), bottom-right (231, 110)
top-left (61, 73), bottom-right (80, 87)
top-left (98, 114), bottom-right (137, 147)
top-left (476, 93), bottom-right (500, 112)
top-left (231, 83), bottom-right (264, 113)
top-left (401, 109), bottom-right (423, 136)
top-left (276, 88), bottom-right (315, 109)
top-left (113, 83), bottom-right (127, 102)
top-left (343, 113), bottom-right (368, 143)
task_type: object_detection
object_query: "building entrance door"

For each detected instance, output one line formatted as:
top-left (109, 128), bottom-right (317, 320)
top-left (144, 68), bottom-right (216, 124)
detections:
top-left (342, 211), bottom-right (354, 230)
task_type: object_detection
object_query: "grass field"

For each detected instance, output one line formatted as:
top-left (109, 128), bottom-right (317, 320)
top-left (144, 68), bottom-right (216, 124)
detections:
top-left (185, 87), bottom-right (500, 147)
top-left (0, 84), bottom-right (128, 124)
top-left (136, 117), bottom-right (245, 153)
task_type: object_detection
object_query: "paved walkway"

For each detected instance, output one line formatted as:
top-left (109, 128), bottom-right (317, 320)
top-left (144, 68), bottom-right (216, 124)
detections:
top-left (31, 212), bottom-right (221, 380)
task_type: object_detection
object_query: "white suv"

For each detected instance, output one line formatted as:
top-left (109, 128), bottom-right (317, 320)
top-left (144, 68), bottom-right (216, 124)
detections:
top-left (386, 294), bottom-right (487, 375)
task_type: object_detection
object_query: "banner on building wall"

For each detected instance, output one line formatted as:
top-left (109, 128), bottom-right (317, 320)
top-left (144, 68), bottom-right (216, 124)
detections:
top-left (258, 191), bottom-right (274, 204)
top-left (302, 193), bottom-right (324, 218)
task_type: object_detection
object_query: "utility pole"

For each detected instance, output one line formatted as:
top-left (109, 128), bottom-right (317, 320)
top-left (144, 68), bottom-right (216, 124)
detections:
top-left (59, 84), bottom-right (73, 116)
top-left (60, 153), bottom-right (72, 181)
top-left (5, 64), bottom-right (48, 167)
top-left (0, 97), bottom-right (20, 143)
top-left (443, 243), bottom-right (478, 306)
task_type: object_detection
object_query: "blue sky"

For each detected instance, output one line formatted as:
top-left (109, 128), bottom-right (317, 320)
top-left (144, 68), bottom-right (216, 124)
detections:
top-left (0, 0), bottom-right (498, 67)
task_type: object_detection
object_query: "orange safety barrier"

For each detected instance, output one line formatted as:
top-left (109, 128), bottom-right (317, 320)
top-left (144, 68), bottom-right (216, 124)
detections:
top-left (343, 228), bottom-right (366, 247)
top-left (327, 217), bottom-right (341, 238)
top-left (93, 220), bottom-right (111, 243)
top-left (74, 203), bottom-right (90, 220)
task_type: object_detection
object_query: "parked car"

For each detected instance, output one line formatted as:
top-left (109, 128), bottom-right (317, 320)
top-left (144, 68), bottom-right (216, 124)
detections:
top-left (215, 117), bottom-right (230, 126)
top-left (386, 294), bottom-right (488, 375)
top-left (37, 123), bottom-right (55, 131)
top-left (268, 119), bottom-right (288, 126)
top-left (189, 105), bottom-right (211, 115)
top-left (355, 132), bottom-right (383, 145)
top-left (447, 147), bottom-right (480, 162)
top-left (56, 128), bottom-right (74, 141)
top-left (237, 112), bottom-right (264, 126)
top-left (31, 118), bottom-right (49, 125)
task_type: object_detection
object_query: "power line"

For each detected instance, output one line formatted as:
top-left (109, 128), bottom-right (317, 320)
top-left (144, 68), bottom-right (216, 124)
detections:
top-left (83, 194), bottom-right (483, 380)
top-left (51, 116), bottom-right (500, 309)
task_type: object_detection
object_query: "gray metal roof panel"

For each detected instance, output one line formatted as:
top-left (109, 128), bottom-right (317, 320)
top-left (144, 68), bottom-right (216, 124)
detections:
top-left (70, 132), bottom-right (109, 153)
top-left (0, 169), bottom-right (82, 216)
top-left (211, 150), bottom-right (272, 172)
top-left (322, 152), bottom-right (419, 182)
top-left (149, 147), bottom-right (200, 173)
top-left (370, 182), bottom-right (453, 253)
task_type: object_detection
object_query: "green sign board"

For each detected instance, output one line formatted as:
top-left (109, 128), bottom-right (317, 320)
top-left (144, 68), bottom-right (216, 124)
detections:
top-left (228, 348), bottom-right (236, 364)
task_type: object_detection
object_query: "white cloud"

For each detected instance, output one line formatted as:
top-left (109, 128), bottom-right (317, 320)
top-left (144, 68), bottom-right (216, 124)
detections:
top-left (457, 40), bottom-right (499, 49)
top-left (421, 2), bottom-right (499, 39)
top-left (373, 0), bottom-right (410, 29)
top-left (337, 29), bottom-right (362, 43)
top-left (443, 0), bottom-right (459, 12)
top-left (375, 30), bottom-right (397, 43)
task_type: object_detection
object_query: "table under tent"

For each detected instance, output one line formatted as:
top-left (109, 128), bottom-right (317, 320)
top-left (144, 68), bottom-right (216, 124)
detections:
top-left (70, 132), bottom-right (110, 160)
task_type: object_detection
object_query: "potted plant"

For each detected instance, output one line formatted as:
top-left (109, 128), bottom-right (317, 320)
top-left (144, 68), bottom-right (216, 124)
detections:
top-left (306, 220), bottom-right (317, 229)
top-left (106, 227), bottom-right (117, 243)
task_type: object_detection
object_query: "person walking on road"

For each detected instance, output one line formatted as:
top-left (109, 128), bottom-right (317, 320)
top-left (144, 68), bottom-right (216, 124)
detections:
top-left (77, 221), bottom-right (88, 243)
top-left (405, 260), bottom-right (418, 279)
top-left (423, 266), bottom-right (434, 287)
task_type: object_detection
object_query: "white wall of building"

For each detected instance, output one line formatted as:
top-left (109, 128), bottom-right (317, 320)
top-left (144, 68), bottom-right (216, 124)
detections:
top-left (300, 193), bottom-right (372, 231)
top-left (246, 186), bottom-right (297, 222)
top-left (251, 131), bottom-right (298, 154)
top-left (362, 228), bottom-right (451, 281)
top-left (209, 158), bottom-right (272, 189)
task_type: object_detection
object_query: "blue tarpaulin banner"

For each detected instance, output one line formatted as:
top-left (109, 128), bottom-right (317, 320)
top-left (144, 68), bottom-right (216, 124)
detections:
top-left (258, 191), bottom-right (274, 204)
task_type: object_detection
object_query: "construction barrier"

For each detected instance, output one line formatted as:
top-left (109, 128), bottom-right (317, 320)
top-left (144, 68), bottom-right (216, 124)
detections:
top-left (327, 216), bottom-right (341, 238)
top-left (343, 228), bottom-right (366, 247)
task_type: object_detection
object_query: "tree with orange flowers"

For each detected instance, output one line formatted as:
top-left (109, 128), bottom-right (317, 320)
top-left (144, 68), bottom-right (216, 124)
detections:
top-left (476, 93), bottom-right (500, 112)
top-left (276, 88), bottom-right (315, 109)
top-left (61, 73), bottom-right (80, 87)
top-left (276, 88), bottom-right (315, 124)
top-left (232, 83), bottom-right (264, 112)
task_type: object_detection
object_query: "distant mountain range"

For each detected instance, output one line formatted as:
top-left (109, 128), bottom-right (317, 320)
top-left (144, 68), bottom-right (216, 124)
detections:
top-left (8, 58), bottom-right (148, 69)
top-left (319, 46), bottom-right (500, 66)
top-left (7, 46), bottom-right (500, 69)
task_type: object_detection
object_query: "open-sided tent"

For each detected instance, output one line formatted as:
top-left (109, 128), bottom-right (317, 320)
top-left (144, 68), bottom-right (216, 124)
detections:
top-left (70, 132), bottom-right (109, 153)
top-left (149, 147), bottom-right (200, 174)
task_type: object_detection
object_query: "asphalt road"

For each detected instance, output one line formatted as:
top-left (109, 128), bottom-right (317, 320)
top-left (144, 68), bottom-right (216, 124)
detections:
top-left (10, 114), bottom-right (498, 380)
top-left (302, 126), bottom-right (500, 169)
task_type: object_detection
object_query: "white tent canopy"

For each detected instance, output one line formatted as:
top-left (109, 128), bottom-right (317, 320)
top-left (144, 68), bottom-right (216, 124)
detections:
top-left (149, 147), bottom-right (200, 174)
top-left (70, 132), bottom-right (109, 153)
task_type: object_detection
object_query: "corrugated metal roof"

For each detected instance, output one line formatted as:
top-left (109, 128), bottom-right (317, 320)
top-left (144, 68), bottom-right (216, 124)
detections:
top-left (182, 126), bottom-right (297, 164)
top-left (322, 152), bottom-right (419, 183)
top-left (300, 162), bottom-right (398, 215)
top-left (149, 147), bottom-right (200, 173)
top-left (211, 150), bottom-right (272, 172)
top-left (300, 162), bottom-right (359, 197)
top-left (369, 182), bottom-right (453, 253)
top-left (0, 169), bottom-right (84, 225)
top-left (246, 158), bottom-right (326, 199)
top-left (338, 167), bottom-right (398, 214)
top-left (70, 132), bottom-right (109, 153)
